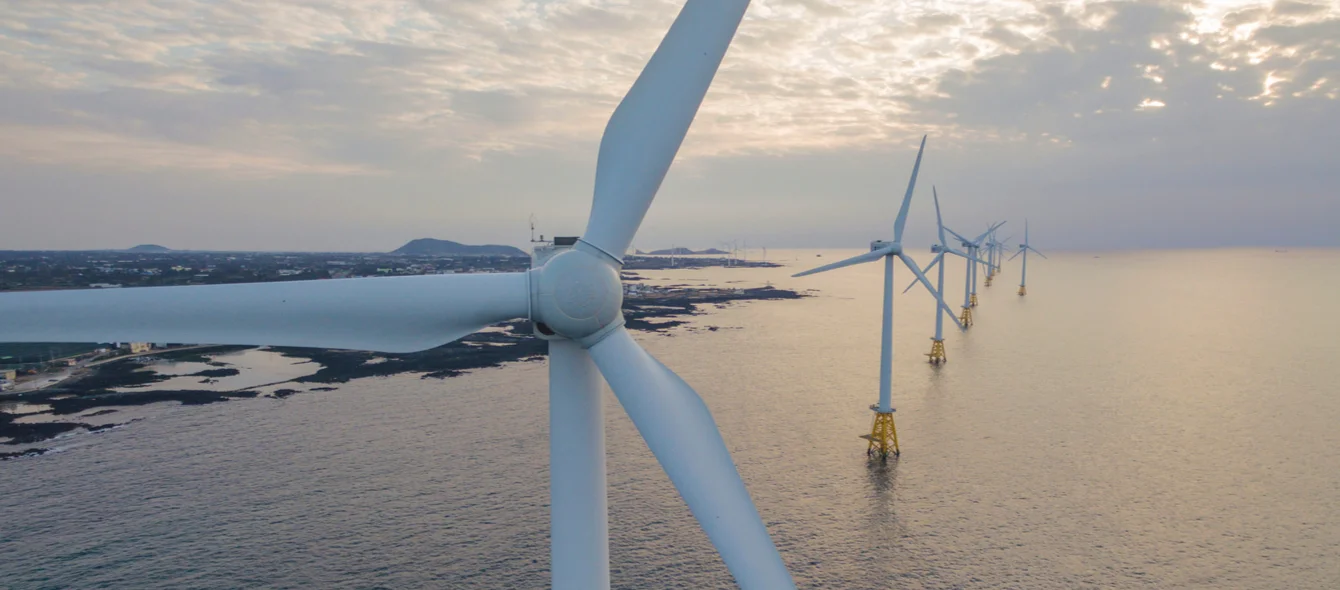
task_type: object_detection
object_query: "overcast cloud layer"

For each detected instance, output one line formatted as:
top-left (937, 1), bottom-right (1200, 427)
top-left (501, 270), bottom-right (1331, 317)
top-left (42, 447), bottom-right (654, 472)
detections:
top-left (1, 0), bottom-right (1336, 251)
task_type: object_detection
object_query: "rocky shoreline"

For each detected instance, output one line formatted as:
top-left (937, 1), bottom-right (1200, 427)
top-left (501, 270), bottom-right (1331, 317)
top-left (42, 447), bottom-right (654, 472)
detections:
top-left (1, 285), bottom-right (806, 456)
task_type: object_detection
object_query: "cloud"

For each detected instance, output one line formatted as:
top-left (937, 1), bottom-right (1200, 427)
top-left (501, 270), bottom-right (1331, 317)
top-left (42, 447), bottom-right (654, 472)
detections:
top-left (0, 0), bottom-right (1336, 249)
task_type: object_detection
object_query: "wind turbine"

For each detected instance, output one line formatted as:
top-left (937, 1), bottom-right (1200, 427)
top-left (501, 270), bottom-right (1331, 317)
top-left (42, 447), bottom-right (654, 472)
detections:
top-left (790, 136), bottom-right (963, 459)
top-left (945, 222), bottom-right (1005, 326)
top-left (983, 230), bottom-right (1008, 287)
top-left (900, 188), bottom-right (982, 364)
top-left (1010, 219), bottom-right (1047, 296)
top-left (0, 3), bottom-right (796, 589)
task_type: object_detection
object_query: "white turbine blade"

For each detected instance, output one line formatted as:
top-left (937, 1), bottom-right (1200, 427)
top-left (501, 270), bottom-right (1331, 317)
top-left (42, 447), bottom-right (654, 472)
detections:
top-left (891, 135), bottom-right (927, 243)
top-left (1029, 246), bottom-right (1048, 259)
top-left (1008, 249), bottom-right (1023, 261)
top-left (791, 247), bottom-right (890, 277)
top-left (944, 247), bottom-right (987, 266)
top-left (901, 253), bottom-right (941, 294)
top-left (549, 340), bottom-right (610, 590)
top-left (581, 0), bottom-right (749, 260)
top-left (587, 327), bottom-right (794, 589)
top-left (971, 221), bottom-right (1006, 244)
top-left (932, 187), bottom-right (947, 246)
top-left (943, 226), bottom-right (971, 245)
top-left (898, 253), bottom-right (964, 331)
top-left (0, 273), bottom-right (529, 353)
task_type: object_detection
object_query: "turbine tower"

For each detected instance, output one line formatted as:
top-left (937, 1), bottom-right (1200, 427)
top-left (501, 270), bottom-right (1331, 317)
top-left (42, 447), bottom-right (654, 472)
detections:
top-left (0, 3), bottom-right (797, 589)
top-left (1010, 219), bottom-right (1047, 296)
top-left (901, 188), bottom-right (984, 364)
top-left (791, 136), bottom-right (963, 460)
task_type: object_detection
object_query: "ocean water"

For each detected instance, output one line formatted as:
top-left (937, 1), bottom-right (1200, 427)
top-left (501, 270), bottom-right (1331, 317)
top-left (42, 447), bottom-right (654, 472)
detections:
top-left (3, 248), bottom-right (1339, 589)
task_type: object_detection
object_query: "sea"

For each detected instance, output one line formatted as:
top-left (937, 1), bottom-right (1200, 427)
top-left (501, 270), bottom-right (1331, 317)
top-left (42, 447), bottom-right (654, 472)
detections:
top-left (2, 248), bottom-right (1338, 589)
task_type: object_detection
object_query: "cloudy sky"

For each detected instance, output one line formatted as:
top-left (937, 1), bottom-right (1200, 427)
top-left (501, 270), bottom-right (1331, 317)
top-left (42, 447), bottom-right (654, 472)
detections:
top-left (1, 0), bottom-right (1336, 251)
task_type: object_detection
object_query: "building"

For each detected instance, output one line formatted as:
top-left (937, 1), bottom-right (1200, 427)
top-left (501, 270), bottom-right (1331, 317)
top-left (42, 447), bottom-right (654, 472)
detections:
top-left (128, 342), bottom-right (152, 354)
top-left (1, 369), bottom-right (16, 382)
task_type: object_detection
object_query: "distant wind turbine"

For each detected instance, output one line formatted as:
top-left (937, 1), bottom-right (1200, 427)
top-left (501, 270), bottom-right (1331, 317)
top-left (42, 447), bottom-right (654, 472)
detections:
top-left (791, 136), bottom-right (962, 459)
top-left (902, 188), bottom-right (985, 364)
top-left (945, 221), bottom-right (1005, 325)
top-left (1010, 219), bottom-right (1046, 295)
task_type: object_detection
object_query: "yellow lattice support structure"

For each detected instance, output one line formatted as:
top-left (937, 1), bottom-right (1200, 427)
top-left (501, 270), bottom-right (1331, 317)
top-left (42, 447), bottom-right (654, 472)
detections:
top-left (926, 338), bottom-right (946, 364)
top-left (861, 406), bottom-right (900, 460)
top-left (1018, 285), bottom-right (1027, 296)
top-left (970, 293), bottom-right (979, 307)
top-left (985, 274), bottom-right (993, 287)
top-left (959, 306), bottom-right (972, 327)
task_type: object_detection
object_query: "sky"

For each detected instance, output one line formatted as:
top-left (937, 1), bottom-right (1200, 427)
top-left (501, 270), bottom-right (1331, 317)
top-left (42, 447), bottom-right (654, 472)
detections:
top-left (1, 0), bottom-right (1336, 252)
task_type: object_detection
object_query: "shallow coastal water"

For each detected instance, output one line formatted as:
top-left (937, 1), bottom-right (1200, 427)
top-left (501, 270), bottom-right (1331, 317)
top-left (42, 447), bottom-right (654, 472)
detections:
top-left (112, 348), bottom-right (320, 393)
top-left (3, 248), bottom-right (1339, 589)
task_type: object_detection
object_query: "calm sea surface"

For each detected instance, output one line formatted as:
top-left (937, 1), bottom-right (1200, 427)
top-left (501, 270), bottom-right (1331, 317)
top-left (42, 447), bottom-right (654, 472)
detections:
top-left (3, 248), bottom-right (1339, 589)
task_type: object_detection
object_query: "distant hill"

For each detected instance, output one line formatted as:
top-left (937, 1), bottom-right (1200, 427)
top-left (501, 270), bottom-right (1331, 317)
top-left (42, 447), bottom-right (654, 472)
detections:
top-left (126, 244), bottom-right (171, 252)
top-left (648, 247), bottom-right (729, 256)
top-left (391, 238), bottom-right (526, 257)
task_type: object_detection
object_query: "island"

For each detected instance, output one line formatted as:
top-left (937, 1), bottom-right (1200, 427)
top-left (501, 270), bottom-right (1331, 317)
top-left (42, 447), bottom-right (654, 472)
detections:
top-left (391, 238), bottom-right (527, 257)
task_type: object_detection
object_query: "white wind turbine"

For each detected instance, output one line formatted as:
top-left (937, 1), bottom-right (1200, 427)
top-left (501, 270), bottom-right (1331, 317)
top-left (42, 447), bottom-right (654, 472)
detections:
top-left (944, 221), bottom-right (1005, 326)
top-left (791, 136), bottom-right (962, 459)
top-left (983, 229), bottom-right (1004, 286)
top-left (901, 188), bottom-right (983, 364)
top-left (989, 232), bottom-right (1014, 285)
top-left (0, 3), bottom-right (794, 589)
top-left (1010, 219), bottom-right (1047, 296)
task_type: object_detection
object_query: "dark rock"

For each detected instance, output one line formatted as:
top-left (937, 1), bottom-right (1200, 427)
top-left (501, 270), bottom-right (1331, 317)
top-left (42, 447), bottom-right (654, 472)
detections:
top-left (1, 448), bottom-right (48, 460)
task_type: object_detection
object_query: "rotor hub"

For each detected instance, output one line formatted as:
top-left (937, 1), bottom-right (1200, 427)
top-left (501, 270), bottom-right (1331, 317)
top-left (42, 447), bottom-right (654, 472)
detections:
top-left (531, 247), bottom-right (623, 346)
top-left (871, 240), bottom-right (901, 255)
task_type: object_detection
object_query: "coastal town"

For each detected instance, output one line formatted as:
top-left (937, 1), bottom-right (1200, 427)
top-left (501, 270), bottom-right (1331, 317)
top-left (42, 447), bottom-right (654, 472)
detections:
top-left (0, 247), bottom-right (775, 293)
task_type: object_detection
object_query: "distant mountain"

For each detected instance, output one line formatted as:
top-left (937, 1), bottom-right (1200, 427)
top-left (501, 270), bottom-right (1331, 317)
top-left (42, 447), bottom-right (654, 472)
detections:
top-left (126, 244), bottom-right (171, 252)
top-left (391, 238), bottom-right (526, 257)
top-left (648, 247), bottom-right (729, 256)
top-left (648, 247), bottom-right (696, 256)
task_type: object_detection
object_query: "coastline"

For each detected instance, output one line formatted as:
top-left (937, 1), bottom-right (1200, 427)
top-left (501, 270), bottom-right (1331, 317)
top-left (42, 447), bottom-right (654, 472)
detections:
top-left (1, 284), bottom-right (806, 457)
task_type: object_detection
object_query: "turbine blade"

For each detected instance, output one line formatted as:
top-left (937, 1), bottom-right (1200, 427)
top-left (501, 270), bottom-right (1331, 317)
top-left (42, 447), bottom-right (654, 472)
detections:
top-left (0, 273), bottom-right (529, 353)
top-left (588, 327), bottom-right (794, 590)
top-left (972, 221), bottom-right (1006, 244)
top-left (1030, 246), bottom-right (1048, 259)
top-left (943, 226), bottom-right (971, 244)
top-left (898, 253), bottom-right (964, 331)
top-left (901, 253), bottom-right (941, 294)
top-left (1008, 249), bottom-right (1023, 261)
top-left (581, 0), bottom-right (750, 260)
top-left (892, 135), bottom-right (927, 243)
top-left (932, 187), bottom-right (947, 246)
top-left (791, 248), bottom-right (890, 278)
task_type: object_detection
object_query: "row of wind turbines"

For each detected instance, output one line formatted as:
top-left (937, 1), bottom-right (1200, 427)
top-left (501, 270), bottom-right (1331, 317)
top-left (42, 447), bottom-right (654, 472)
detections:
top-left (0, 2), bottom-right (1045, 588)
top-left (789, 137), bottom-right (1046, 460)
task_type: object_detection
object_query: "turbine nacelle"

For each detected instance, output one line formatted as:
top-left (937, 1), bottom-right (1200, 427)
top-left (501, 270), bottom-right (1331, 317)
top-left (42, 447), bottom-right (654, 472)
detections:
top-left (870, 240), bottom-right (900, 254)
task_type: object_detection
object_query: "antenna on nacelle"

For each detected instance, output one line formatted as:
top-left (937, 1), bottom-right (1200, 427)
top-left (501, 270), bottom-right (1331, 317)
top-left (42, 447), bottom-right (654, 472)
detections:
top-left (529, 214), bottom-right (551, 245)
